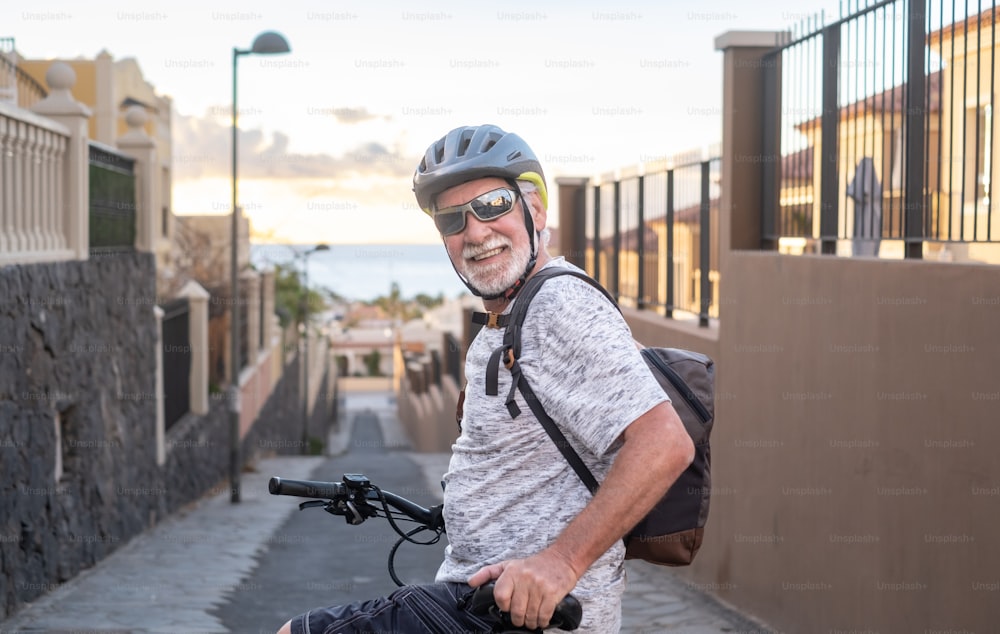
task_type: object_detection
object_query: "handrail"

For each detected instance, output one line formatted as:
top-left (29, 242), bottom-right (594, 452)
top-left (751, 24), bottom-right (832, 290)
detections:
top-left (0, 51), bottom-right (48, 108)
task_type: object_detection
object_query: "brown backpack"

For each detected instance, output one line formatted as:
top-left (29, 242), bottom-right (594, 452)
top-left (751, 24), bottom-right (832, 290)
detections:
top-left (481, 268), bottom-right (715, 566)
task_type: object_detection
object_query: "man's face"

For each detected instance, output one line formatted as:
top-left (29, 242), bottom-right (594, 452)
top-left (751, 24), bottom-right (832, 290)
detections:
top-left (435, 177), bottom-right (544, 298)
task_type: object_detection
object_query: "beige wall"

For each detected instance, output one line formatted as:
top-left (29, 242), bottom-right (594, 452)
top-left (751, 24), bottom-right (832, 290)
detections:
top-left (663, 253), bottom-right (999, 632)
top-left (396, 375), bottom-right (460, 453)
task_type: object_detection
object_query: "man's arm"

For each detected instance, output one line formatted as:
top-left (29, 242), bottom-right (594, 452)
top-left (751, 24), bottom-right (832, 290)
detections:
top-left (468, 400), bottom-right (695, 630)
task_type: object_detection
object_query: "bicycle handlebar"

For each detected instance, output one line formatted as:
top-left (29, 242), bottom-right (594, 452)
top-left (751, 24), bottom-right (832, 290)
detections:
top-left (268, 475), bottom-right (443, 530)
top-left (268, 477), bottom-right (346, 500)
top-left (268, 473), bottom-right (582, 631)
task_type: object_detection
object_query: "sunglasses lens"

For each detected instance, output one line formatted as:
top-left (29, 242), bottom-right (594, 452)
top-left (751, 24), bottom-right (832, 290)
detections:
top-left (434, 212), bottom-right (465, 236)
top-left (470, 189), bottom-right (515, 221)
top-left (434, 188), bottom-right (517, 236)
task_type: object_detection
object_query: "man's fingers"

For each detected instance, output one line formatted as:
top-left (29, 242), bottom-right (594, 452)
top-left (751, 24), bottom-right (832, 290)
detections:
top-left (500, 575), bottom-right (527, 627)
top-left (467, 563), bottom-right (505, 588)
top-left (522, 590), bottom-right (545, 630)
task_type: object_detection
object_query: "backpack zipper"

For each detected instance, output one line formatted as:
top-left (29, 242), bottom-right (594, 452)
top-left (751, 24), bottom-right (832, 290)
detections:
top-left (641, 349), bottom-right (711, 423)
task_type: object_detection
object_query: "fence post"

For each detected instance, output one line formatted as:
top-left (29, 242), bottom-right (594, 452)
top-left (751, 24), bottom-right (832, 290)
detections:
top-left (612, 178), bottom-right (621, 301)
top-left (904, 0), bottom-right (927, 258)
top-left (665, 169), bottom-right (675, 318)
top-left (699, 161), bottom-right (711, 327)
top-left (819, 25), bottom-right (841, 254)
top-left (555, 176), bottom-right (589, 267)
top-left (242, 269), bottom-right (261, 366)
top-left (153, 304), bottom-right (166, 466)
top-left (714, 31), bottom-right (788, 280)
top-left (180, 280), bottom-right (210, 416)
top-left (117, 105), bottom-right (158, 254)
top-left (31, 62), bottom-right (91, 260)
top-left (260, 268), bottom-right (275, 351)
top-left (637, 173), bottom-right (646, 309)
top-left (592, 184), bottom-right (601, 283)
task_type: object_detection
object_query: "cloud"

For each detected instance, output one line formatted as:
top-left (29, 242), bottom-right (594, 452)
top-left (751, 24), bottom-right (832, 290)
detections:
top-left (330, 107), bottom-right (382, 125)
top-left (171, 110), bottom-right (418, 182)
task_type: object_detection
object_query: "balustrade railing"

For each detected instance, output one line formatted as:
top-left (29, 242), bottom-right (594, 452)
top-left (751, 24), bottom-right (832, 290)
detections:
top-left (0, 103), bottom-right (73, 265)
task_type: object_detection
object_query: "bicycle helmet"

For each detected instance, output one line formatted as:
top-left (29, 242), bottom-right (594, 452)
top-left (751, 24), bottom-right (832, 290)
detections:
top-left (413, 124), bottom-right (547, 214)
top-left (413, 124), bottom-right (549, 301)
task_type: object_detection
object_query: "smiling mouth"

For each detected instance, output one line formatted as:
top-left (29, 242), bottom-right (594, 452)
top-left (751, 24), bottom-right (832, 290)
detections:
top-left (471, 246), bottom-right (505, 262)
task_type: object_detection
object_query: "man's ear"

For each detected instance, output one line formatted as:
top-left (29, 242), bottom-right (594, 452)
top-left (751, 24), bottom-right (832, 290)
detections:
top-left (528, 191), bottom-right (547, 230)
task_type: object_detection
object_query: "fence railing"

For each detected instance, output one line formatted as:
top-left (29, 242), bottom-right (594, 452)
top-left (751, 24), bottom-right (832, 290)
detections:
top-left (1, 60), bottom-right (167, 268)
top-left (763, 0), bottom-right (1000, 258)
top-left (161, 297), bottom-right (191, 430)
top-left (585, 157), bottom-right (720, 326)
top-left (88, 142), bottom-right (136, 254)
top-left (0, 102), bottom-right (74, 265)
top-left (0, 48), bottom-right (48, 109)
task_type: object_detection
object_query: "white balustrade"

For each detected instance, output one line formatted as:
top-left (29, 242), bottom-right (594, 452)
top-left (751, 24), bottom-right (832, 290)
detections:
top-left (0, 60), bottom-right (88, 266)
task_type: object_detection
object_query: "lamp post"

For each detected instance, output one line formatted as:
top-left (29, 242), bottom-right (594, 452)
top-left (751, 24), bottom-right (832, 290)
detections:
top-left (297, 244), bottom-right (329, 455)
top-left (230, 30), bottom-right (290, 504)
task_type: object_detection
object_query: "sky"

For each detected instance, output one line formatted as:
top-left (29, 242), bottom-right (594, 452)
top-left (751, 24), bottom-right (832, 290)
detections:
top-left (5, 0), bottom-right (841, 245)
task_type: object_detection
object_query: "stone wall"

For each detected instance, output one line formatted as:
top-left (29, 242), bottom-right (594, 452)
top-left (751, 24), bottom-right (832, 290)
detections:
top-left (0, 254), bottom-right (332, 620)
top-left (0, 253), bottom-right (162, 619)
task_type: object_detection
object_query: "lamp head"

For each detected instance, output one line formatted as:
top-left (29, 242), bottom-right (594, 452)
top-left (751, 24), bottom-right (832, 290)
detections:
top-left (250, 31), bottom-right (291, 55)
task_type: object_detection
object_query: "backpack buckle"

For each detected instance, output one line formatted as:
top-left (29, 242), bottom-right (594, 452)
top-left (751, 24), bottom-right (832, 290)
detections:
top-left (503, 348), bottom-right (515, 370)
top-left (487, 312), bottom-right (501, 328)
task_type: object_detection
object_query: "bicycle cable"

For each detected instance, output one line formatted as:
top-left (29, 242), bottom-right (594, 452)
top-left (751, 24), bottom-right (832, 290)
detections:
top-left (370, 485), bottom-right (445, 587)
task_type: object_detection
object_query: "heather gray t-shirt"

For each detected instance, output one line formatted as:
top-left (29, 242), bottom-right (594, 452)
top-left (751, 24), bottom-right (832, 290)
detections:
top-left (435, 258), bottom-right (669, 633)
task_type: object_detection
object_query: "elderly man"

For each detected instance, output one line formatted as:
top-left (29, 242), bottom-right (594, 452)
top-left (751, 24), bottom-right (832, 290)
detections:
top-left (278, 124), bottom-right (693, 633)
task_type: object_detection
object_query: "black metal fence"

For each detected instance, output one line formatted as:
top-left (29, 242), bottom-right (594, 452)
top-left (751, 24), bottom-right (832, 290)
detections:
top-left (161, 298), bottom-right (191, 431)
top-left (586, 158), bottom-right (720, 327)
top-left (88, 143), bottom-right (136, 254)
top-left (763, 0), bottom-right (1000, 257)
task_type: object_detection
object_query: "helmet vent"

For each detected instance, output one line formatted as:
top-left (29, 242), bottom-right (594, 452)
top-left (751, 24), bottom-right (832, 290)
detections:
top-left (506, 150), bottom-right (522, 161)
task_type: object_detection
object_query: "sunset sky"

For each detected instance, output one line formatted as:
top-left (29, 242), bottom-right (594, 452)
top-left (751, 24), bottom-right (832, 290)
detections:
top-left (5, 0), bottom-right (845, 244)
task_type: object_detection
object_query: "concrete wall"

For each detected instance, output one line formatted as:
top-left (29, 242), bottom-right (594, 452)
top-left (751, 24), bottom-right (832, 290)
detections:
top-left (669, 253), bottom-right (999, 632)
top-left (397, 375), bottom-right (461, 453)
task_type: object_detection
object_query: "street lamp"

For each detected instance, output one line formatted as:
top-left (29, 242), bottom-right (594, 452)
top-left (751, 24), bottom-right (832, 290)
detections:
top-left (230, 30), bottom-right (291, 504)
top-left (297, 244), bottom-right (329, 455)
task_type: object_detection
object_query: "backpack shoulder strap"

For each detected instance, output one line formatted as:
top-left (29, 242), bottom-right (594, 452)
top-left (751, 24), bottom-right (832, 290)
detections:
top-left (483, 267), bottom-right (616, 496)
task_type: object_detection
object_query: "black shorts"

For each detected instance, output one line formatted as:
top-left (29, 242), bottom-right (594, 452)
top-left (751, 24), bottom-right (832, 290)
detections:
top-left (289, 582), bottom-right (498, 634)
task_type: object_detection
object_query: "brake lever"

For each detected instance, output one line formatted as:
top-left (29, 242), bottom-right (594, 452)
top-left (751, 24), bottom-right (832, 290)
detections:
top-left (298, 500), bottom-right (327, 510)
top-left (344, 500), bottom-right (365, 525)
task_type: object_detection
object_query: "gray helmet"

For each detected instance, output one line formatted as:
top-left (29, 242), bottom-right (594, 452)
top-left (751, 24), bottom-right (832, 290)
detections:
top-left (412, 124), bottom-right (548, 214)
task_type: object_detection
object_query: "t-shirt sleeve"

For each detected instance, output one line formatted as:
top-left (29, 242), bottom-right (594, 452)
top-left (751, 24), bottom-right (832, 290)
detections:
top-left (519, 277), bottom-right (669, 457)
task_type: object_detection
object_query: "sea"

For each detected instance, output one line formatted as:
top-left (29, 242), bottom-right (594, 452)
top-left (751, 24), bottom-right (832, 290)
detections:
top-left (250, 243), bottom-right (472, 302)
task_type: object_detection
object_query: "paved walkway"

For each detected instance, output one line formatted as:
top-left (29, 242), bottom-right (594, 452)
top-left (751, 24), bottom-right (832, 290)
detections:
top-left (1, 392), bottom-right (771, 633)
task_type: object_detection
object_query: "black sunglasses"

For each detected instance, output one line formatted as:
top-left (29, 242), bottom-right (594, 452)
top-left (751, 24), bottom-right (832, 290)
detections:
top-left (433, 188), bottom-right (519, 236)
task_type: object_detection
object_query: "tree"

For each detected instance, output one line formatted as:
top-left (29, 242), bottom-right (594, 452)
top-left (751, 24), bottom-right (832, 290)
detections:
top-left (273, 263), bottom-right (327, 328)
top-left (364, 349), bottom-right (383, 376)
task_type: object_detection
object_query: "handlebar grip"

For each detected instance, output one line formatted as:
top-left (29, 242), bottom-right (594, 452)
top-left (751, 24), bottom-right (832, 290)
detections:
top-left (551, 593), bottom-right (583, 631)
top-left (465, 583), bottom-right (582, 631)
top-left (268, 477), bottom-right (345, 499)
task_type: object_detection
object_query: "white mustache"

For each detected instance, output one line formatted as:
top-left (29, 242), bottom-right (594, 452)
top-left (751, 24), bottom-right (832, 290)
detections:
top-left (462, 237), bottom-right (512, 261)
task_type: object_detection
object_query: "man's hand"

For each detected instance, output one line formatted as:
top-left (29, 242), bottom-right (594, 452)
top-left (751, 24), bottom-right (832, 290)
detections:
top-left (468, 548), bottom-right (580, 631)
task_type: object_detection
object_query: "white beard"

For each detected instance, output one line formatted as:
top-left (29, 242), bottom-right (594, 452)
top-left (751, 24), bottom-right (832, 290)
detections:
top-left (457, 235), bottom-right (531, 297)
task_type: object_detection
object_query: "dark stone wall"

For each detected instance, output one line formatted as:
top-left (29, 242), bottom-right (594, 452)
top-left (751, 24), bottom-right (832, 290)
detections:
top-left (0, 253), bottom-right (162, 619)
top-left (0, 254), bottom-right (333, 620)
